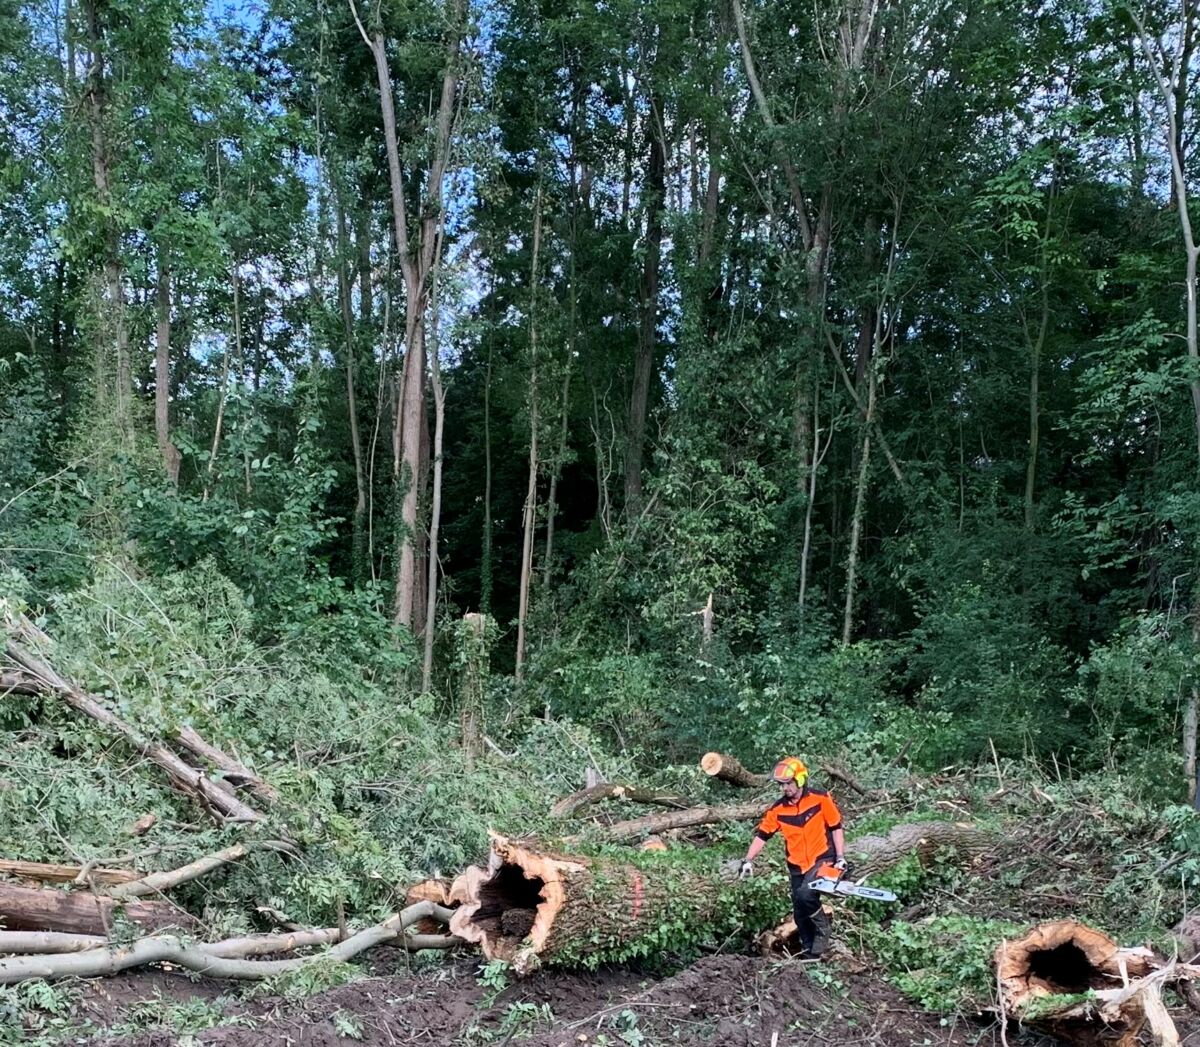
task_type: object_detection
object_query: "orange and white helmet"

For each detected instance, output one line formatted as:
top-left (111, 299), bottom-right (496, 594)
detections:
top-left (772, 756), bottom-right (808, 787)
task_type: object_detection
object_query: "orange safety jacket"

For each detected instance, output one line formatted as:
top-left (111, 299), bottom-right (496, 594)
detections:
top-left (754, 787), bottom-right (843, 874)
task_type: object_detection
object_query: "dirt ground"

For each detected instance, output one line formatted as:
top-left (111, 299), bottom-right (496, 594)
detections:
top-left (61, 949), bottom-right (1064, 1047)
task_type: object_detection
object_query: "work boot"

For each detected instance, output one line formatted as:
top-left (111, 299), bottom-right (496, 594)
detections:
top-left (808, 909), bottom-right (832, 958)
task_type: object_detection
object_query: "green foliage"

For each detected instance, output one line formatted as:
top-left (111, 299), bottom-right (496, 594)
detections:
top-left (857, 916), bottom-right (1023, 1014)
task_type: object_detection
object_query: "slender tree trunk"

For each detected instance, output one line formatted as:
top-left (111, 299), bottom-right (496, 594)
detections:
top-left (351, 0), bottom-right (461, 633)
top-left (543, 242), bottom-right (577, 588)
top-left (799, 375), bottom-right (832, 620)
top-left (337, 200), bottom-right (368, 582)
top-left (423, 320), bottom-right (447, 694)
top-left (515, 188), bottom-right (544, 682)
top-left (481, 319), bottom-right (494, 616)
top-left (842, 359), bottom-right (877, 645)
top-left (154, 246), bottom-right (180, 486)
top-left (82, 0), bottom-right (130, 439)
top-left (625, 105), bottom-right (665, 513)
top-left (356, 198), bottom-right (373, 327)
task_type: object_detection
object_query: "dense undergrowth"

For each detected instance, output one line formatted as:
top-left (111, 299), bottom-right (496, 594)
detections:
top-left (2, 557), bottom-right (1200, 1044)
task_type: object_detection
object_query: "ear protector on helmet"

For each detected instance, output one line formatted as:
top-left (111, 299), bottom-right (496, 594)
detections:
top-left (772, 756), bottom-right (808, 787)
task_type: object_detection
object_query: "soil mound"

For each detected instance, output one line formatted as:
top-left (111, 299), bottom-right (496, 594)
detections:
top-left (84, 953), bottom-right (988, 1047)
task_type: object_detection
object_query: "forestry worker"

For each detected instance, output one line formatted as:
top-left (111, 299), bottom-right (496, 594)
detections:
top-left (738, 756), bottom-right (846, 958)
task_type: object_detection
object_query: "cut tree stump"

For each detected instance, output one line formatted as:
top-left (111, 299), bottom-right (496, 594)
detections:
top-left (449, 833), bottom-right (772, 975)
top-left (996, 920), bottom-right (1170, 1046)
top-left (0, 882), bottom-right (197, 936)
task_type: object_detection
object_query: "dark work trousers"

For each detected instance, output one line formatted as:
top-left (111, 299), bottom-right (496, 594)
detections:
top-left (789, 865), bottom-right (832, 956)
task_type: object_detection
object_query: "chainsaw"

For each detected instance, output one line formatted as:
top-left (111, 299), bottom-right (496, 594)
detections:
top-left (809, 861), bottom-right (898, 903)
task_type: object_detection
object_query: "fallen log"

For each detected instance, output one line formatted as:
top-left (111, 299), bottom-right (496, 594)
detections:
top-left (3, 614), bottom-right (263, 824)
top-left (995, 920), bottom-right (1175, 1046)
top-left (850, 820), bottom-right (989, 872)
top-left (590, 801), bottom-right (766, 842)
top-left (550, 783), bottom-right (691, 818)
top-left (701, 751), bottom-right (874, 797)
top-left (174, 725), bottom-right (279, 805)
top-left (699, 752), bottom-right (769, 789)
top-left (449, 834), bottom-right (780, 976)
top-left (0, 671), bottom-right (40, 696)
top-left (0, 901), bottom-right (459, 984)
top-left (0, 860), bottom-right (138, 887)
top-left (0, 882), bottom-right (197, 936)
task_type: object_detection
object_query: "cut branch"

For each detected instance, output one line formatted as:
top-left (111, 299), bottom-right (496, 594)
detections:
top-left (3, 614), bottom-right (263, 824)
top-left (173, 726), bottom-right (279, 805)
top-left (586, 802), bottom-right (767, 843)
top-left (108, 841), bottom-right (295, 899)
top-left (0, 901), bottom-right (458, 983)
top-left (550, 783), bottom-right (692, 819)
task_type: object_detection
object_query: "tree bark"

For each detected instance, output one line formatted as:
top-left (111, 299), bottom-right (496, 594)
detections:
top-left (107, 842), bottom-right (294, 900)
top-left (422, 284), bottom-right (448, 694)
top-left (154, 245), bottom-right (180, 485)
top-left (842, 357), bottom-right (877, 645)
top-left (0, 883), bottom-right (196, 937)
top-left (515, 187), bottom-right (545, 681)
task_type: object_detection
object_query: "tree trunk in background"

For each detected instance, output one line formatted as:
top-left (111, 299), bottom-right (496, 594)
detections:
top-left (356, 198), bottom-right (372, 327)
top-left (625, 101), bottom-right (665, 514)
top-left (481, 326), bottom-right (494, 617)
top-left (82, 0), bottom-right (130, 439)
top-left (543, 239), bottom-right (577, 589)
top-left (842, 358), bottom-right (876, 645)
top-left (515, 187), bottom-right (544, 682)
top-left (336, 199), bottom-right (368, 583)
top-left (352, 0), bottom-right (462, 633)
top-left (154, 246), bottom-right (180, 486)
top-left (1132, 11), bottom-right (1199, 802)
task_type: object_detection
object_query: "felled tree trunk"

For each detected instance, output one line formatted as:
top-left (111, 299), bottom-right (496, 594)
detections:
top-left (450, 834), bottom-right (775, 976)
top-left (700, 752), bottom-right (769, 788)
top-left (0, 860), bottom-right (137, 886)
top-left (0, 883), bottom-right (197, 936)
top-left (995, 921), bottom-right (1173, 1047)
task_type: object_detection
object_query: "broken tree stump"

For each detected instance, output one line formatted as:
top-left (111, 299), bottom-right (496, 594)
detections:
top-left (996, 920), bottom-right (1168, 1047)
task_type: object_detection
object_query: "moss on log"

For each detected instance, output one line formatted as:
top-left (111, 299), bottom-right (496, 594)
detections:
top-left (449, 834), bottom-right (785, 975)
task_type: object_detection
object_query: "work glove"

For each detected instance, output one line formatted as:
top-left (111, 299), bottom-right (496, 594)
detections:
top-left (833, 857), bottom-right (848, 872)
top-left (738, 860), bottom-right (754, 880)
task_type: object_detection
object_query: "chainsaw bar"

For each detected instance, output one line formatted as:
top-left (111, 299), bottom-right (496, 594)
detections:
top-left (809, 876), bottom-right (898, 903)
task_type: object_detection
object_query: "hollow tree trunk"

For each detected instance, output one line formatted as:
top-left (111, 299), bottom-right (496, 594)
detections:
top-left (449, 835), bottom-right (776, 975)
top-left (996, 920), bottom-right (1170, 1047)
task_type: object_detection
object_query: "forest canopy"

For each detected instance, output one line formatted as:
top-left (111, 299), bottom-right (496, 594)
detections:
top-left (1, 0), bottom-right (1199, 801)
